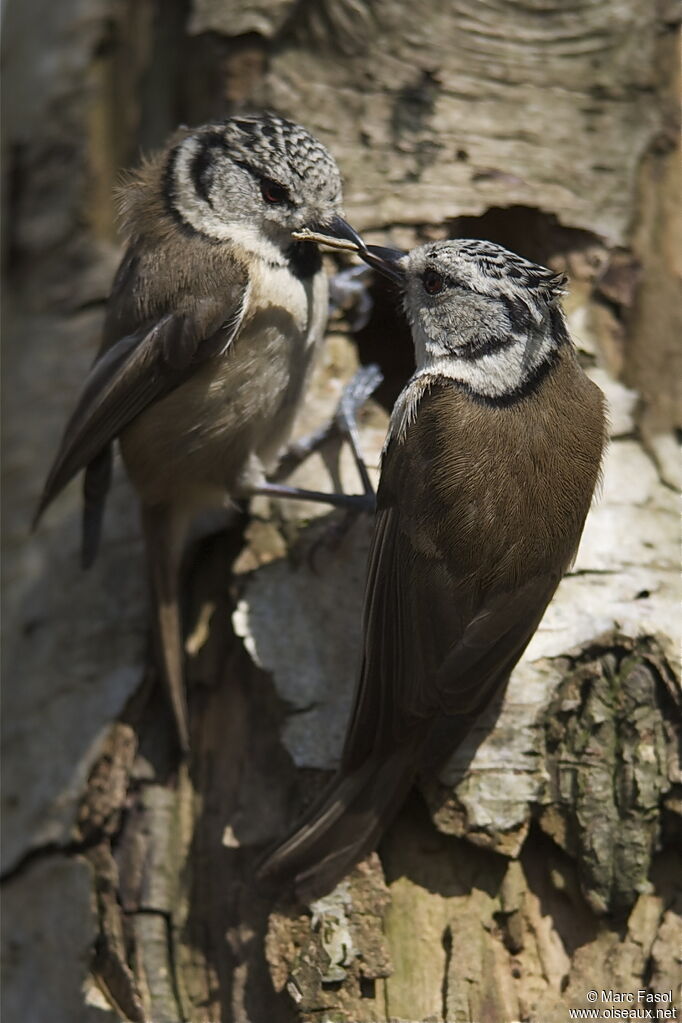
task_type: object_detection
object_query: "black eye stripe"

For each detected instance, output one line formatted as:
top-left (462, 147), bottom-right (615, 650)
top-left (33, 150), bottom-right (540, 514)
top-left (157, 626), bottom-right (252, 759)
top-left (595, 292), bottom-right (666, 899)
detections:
top-left (190, 145), bottom-right (215, 205)
top-left (500, 295), bottom-right (533, 331)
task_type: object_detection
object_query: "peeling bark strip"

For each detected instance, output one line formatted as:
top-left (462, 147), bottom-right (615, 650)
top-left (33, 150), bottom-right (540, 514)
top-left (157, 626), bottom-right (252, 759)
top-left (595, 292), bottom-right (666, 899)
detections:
top-left (2, 0), bottom-right (680, 1020)
top-left (426, 636), bottom-right (681, 906)
top-left (541, 638), bottom-right (680, 916)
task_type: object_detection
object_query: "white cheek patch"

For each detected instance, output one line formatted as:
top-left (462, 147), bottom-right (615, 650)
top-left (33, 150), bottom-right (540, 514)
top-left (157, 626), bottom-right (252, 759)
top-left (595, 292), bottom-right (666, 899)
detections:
top-left (411, 320), bottom-right (557, 399)
top-left (172, 140), bottom-right (288, 266)
top-left (218, 222), bottom-right (288, 266)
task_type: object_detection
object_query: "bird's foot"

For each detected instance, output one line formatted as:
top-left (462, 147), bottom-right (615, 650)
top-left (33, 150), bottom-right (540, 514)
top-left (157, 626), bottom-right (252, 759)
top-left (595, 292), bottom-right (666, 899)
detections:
top-left (273, 363), bottom-right (383, 495)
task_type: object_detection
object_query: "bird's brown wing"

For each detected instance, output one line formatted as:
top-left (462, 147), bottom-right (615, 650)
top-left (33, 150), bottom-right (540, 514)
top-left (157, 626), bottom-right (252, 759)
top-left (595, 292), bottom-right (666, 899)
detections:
top-left (341, 460), bottom-right (561, 774)
top-left (34, 276), bottom-right (249, 536)
top-left (261, 497), bottom-right (561, 900)
top-left (260, 366), bottom-right (602, 899)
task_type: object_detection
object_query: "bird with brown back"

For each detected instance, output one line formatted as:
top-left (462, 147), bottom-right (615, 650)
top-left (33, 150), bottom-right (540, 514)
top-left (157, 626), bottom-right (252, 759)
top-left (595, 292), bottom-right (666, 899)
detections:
top-left (259, 237), bottom-right (607, 902)
top-left (33, 113), bottom-right (365, 754)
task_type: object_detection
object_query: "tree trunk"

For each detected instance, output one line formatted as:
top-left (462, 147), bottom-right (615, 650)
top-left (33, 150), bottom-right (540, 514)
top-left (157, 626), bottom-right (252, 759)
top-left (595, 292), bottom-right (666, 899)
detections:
top-left (2, 2), bottom-right (680, 1021)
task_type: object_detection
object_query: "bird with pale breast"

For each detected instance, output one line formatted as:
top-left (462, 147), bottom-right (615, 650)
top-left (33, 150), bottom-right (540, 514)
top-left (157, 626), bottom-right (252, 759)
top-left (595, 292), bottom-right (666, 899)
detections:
top-left (259, 237), bottom-right (607, 902)
top-left (33, 112), bottom-right (367, 754)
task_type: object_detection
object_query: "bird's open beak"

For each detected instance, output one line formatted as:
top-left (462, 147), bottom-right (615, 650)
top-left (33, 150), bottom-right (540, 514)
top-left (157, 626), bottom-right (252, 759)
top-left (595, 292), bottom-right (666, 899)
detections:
top-left (360, 244), bottom-right (408, 283)
top-left (318, 215), bottom-right (367, 250)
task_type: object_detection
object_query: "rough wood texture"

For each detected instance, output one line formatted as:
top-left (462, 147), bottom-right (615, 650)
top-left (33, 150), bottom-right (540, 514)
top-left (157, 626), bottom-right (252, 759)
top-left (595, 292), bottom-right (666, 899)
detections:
top-left (2, 0), bottom-right (680, 1020)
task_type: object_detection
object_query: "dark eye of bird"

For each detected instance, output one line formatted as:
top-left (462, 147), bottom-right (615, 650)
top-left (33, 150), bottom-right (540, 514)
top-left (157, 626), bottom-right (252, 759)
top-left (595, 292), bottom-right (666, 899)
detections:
top-left (260, 178), bottom-right (290, 205)
top-left (422, 269), bottom-right (445, 295)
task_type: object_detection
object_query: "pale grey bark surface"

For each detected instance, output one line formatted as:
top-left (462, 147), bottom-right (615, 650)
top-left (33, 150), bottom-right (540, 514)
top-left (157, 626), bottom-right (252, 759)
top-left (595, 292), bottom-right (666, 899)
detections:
top-left (2, 2), bottom-right (680, 1021)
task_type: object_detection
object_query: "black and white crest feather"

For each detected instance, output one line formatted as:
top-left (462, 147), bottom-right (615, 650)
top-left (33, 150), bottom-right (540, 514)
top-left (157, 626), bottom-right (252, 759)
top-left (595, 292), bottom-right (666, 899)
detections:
top-left (418, 239), bottom-right (568, 307)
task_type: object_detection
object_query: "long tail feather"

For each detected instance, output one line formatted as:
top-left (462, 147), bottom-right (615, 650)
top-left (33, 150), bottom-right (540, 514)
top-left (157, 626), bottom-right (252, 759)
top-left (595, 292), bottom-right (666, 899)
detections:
top-left (81, 445), bottom-right (113, 568)
top-left (142, 505), bottom-right (190, 755)
top-left (258, 746), bottom-right (416, 903)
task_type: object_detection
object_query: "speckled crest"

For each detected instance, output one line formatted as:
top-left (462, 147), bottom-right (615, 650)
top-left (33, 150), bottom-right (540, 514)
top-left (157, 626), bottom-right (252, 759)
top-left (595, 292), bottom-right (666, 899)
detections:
top-left (416, 239), bottom-right (568, 305)
top-left (159, 112), bottom-right (345, 247)
top-left (395, 238), bottom-right (573, 405)
top-left (223, 112), bottom-right (342, 195)
top-left (169, 112), bottom-right (342, 215)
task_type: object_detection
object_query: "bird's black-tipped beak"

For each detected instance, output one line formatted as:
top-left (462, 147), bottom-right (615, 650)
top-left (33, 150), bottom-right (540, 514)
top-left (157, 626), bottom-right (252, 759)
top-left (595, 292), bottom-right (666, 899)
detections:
top-left (318, 215), bottom-right (367, 250)
top-left (360, 244), bottom-right (408, 283)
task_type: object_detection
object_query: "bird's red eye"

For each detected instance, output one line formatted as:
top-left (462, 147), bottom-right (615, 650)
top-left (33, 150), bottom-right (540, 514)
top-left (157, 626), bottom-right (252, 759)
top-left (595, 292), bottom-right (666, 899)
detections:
top-left (260, 178), bottom-right (289, 204)
top-left (423, 269), bottom-right (445, 295)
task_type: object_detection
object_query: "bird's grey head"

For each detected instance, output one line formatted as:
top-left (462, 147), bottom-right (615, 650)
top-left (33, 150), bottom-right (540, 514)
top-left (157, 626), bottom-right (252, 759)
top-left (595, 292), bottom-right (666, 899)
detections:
top-left (164, 113), bottom-right (354, 260)
top-left (364, 239), bottom-right (569, 402)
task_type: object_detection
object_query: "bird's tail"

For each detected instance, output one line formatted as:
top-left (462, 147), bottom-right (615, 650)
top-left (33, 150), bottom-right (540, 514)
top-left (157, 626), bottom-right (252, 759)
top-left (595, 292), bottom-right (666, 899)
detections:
top-left (142, 504), bottom-right (190, 755)
top-left (258, 746), bottom-right (416, 903)
top-left (81, 445), bottom-right (113, 568)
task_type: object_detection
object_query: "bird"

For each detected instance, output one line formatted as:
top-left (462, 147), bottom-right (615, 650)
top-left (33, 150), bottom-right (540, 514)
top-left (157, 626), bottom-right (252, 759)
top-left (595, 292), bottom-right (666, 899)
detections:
top-left (258, 237), bottom-right (607, 902)
top-left (33, 112), bottom-right (365, 754)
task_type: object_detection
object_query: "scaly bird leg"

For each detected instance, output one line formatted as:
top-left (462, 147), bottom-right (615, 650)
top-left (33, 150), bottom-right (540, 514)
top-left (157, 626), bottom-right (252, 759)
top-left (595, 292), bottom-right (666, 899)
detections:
top-left (272, 363), bottom-right (382, 501)
top-left (249, 365), bottom-right (384, 566)
top-left (242, 481), bottom-right (374, 514)
top-left (141, 504), bottom-right (191, 755)
top-left (334, 363), bottom-right (381, 498)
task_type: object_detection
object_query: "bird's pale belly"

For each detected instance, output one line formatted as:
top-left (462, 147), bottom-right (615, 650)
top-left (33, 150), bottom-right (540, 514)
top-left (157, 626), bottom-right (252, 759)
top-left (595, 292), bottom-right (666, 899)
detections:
top-left (120, 318), bottom-right (319, 509)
